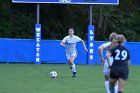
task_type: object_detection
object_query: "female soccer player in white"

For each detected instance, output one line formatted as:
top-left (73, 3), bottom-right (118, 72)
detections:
top-left (60, 28), bottom-right (88, 77)
top-left (98, 32), bottom-right (118, 93)
top-left (106, 35), bottom-right (130, 93)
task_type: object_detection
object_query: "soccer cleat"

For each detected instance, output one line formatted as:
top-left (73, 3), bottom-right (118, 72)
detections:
top-left (72, 72), bottom-right (76, 77)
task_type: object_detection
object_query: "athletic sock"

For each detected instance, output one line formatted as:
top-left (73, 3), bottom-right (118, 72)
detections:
top-left (109, 83), bottom-right (115, 93)
top-left (118, 91), bottom-right (122, 93)
top-left (115, 85), bottom-right (118, 93)
top-left (71, 64), bottom-right (76, 72)
top-left (105, 81), bottom-right (110, 93)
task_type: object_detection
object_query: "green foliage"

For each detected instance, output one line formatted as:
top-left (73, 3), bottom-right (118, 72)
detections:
top-left (0, 0), bottom-right (139, 41)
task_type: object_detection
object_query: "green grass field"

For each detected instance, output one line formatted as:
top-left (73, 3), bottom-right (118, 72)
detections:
top-left (0, 64), bottom-right (139, 93)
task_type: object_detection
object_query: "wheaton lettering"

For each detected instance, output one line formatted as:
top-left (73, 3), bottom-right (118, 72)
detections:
top-left (35, 25), bottom-right (41, 64)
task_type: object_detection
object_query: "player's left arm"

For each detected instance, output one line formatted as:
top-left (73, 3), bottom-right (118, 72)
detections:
top-left (127, 60), bottom-right (130, 65)
top-left (81, 40), bottom-right (88, 52)
top-left (106, 52), bottom-right (112, 68)
top-left (127, 50), bottom-right (131, 65)
top-left (76, 36), bottom-right (88, 52)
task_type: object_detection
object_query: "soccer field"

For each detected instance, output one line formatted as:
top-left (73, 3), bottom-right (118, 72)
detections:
top-left (0, 64), bottom-right (139, 93)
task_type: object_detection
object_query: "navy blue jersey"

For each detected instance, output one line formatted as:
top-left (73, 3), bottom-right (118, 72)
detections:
top-left (110, 45), bottom-right (130, 67)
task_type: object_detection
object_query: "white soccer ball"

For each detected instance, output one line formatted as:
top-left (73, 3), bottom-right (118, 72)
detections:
top-left (50, 71), bottom-right (57, 78)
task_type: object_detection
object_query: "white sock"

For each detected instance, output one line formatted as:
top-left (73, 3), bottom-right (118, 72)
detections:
top-left (71, 64), bottom-right (76, 72)
top-left (115, 85), bottom-right (118, 93)
top-left (105, 81), bottom-right (111, 93)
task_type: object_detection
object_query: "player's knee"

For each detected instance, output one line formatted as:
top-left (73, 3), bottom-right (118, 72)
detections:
top-left (70, 58), bottom-right (74, 63)
top-left (68, 59), bottom-right (73, 65)
top-left (109, 80), bottom-right (116, 87)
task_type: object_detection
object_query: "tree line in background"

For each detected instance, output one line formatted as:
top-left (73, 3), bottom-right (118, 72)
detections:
top-left (0, 0), bottom-right (140, 41)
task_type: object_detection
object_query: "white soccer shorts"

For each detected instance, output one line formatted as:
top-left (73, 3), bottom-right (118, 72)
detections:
top-left (66, 52), bottom-right (77, 60)
top-left (103, 57), bottom-right (113, 77)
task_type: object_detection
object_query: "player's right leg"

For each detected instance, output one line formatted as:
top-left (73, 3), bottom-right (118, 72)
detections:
top-left (103, 61), bottom-right (110, 93)
top-left (118, 78), bottom-right (126, 93)
top-left (66, 53), bottom-right (77, 77)
top-left (69, 54), bottom-right (77, 77)
top-left (118, 67), bottom-right (128, 93)
top-left (66, 53), bottom-right (73, 72)
top-left (104, 75), bottom-right (110, 93)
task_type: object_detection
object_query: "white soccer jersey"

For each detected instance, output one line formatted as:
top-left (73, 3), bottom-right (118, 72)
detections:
top-left (62, 35), bottom-right (82, 53)
top-left (102, 42), bottom-right (111, 54)
top-left (101, 42), bottom-right (114, 75)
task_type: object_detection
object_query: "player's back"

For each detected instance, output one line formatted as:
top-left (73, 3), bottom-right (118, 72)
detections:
top-left (111, 45), bottom-right (130, 67)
